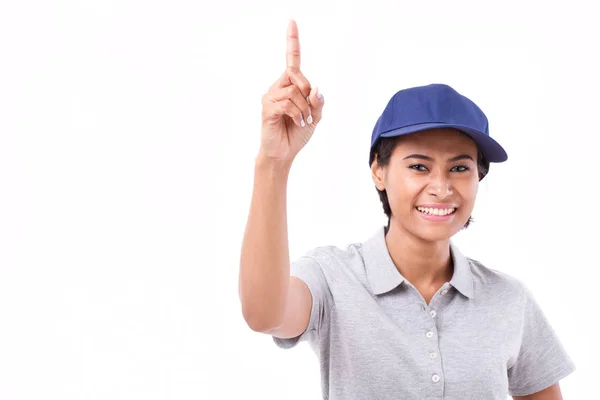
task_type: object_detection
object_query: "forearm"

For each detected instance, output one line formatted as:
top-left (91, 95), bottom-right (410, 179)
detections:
top-left (239, 154), bottom-right (293, 331)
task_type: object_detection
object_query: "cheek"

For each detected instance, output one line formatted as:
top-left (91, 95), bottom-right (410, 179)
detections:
top-left (456, 179), bottom-right (479, 207)
top-left (385, 172), bottom-right (424, 210)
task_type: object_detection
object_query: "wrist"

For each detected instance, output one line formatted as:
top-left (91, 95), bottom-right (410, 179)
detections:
top-left (255, 150), bottom-right (294, 173)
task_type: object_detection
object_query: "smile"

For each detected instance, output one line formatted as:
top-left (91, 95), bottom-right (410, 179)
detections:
top-left (416, 206), bottom-right (457, 216)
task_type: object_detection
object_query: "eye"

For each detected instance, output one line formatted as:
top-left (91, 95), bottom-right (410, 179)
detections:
top-left (409, 164), bottom-right (429, 172)
top-left (451, 165), bottom-right (470, 172)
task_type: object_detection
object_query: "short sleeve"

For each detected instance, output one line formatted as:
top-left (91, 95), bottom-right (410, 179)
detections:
top-left (272, 256), bottom-right (333, 349)
top-left (507, 284), bottom-right (576, 396)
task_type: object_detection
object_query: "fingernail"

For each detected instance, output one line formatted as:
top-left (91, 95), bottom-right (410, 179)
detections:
top-left (301, 118), bottom-right (306, 127)
top-left (307, 114), bottom-right (313, 124)
top-left (316, 87), bottom-right (323, 100)
top-left (306, 95), bottom-right (311, 105)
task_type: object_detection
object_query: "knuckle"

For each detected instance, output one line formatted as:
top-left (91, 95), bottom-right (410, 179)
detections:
top-left (300, 82), bottom-right (311, 95)
top-left (281, 99), bottom-right (292, 112)
top-left (286, 85), bottom-right (297, 97)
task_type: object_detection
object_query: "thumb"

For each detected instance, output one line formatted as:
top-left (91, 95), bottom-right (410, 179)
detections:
top-left (308, 86), bottom-right (325, 125)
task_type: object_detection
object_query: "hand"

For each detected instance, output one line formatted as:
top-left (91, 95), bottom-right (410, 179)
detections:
top-left (259, 20), bottom-right (325, 164)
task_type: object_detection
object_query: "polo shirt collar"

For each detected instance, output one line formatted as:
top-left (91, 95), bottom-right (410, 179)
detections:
top-left (362, 226), bottom-right (474, 299)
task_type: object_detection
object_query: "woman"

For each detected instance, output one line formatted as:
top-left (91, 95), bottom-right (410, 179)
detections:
top-left (239, 20), bottom-right (575, 400)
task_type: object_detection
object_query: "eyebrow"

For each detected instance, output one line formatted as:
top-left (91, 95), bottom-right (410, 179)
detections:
top-left (402, 154), bottom-right (475, 162)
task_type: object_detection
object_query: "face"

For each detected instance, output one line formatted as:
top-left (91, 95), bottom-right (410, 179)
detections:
top-left (371, 128), bottom-right (480, 242)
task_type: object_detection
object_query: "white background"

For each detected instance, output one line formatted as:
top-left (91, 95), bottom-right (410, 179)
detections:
top-left (0, 0), bottom-right (597, 399)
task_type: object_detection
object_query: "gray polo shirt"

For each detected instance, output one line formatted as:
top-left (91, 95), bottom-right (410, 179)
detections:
top-left (272, 226), bottom-right (575, 399)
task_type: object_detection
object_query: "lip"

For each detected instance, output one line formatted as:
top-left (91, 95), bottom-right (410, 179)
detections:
top-left (416, 203), bottom-right (458, 209)
top-left (415, 205), bottom-right (457, 222)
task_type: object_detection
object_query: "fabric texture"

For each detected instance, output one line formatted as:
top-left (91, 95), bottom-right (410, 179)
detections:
top-left (272, 226), bottom-right (575, 400)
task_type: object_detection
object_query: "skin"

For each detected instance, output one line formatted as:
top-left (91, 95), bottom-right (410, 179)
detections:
top-left (240, 19), bottom-right (324, 332)
top-left (513, 383), bottom-right (563, 400)
top-left (371, 128), bottom-right (479, 302)
top-left (245, 18), bottom-right (566, 400)
top-left (371, 128), bottom-right (564, 398)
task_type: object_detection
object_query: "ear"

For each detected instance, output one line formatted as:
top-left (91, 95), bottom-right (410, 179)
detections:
top-left (371, 154), bottom-right (386, 191)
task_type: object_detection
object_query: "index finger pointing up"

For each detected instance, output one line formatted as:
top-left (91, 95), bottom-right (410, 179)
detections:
top-left (286, 20), bottom-right (301, 69)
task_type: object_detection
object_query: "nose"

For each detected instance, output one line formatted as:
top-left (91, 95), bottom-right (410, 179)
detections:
top-left (427, 171), bottom-right (453, 199)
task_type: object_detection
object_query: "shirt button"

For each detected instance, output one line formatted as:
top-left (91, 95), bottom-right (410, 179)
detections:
top-left (441, 289), bottom-right (448, 295)
top-left (426, 331), bottom-right (434, 338)
top-left (430, 310), bottom-right (437, 318)
top-left (432, 374), bottom-right (440, 383)
top-left (429, 352), bottom-right (437, 359)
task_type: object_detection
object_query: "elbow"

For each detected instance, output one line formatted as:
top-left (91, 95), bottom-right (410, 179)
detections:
top-left (242, 310), bottom-right (280, 333)
top-left (240, 300), bottom-right (282, 333)
top-left (239, 282), bottom-right (286, 333)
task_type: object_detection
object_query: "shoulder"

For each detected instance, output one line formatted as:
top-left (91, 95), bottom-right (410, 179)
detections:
top-left (297, 239), bottom-right (364, 262)
top-left (466, 257), bottom-right (527, 302)
top-left (292, 241), bottom-right (366, 277)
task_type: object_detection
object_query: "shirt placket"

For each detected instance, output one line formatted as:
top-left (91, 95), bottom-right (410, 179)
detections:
top-left (421, 282), bottom-right (451, 400)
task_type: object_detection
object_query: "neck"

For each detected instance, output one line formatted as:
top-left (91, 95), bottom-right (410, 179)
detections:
top-left (384, 221), bottom-right (454, 288)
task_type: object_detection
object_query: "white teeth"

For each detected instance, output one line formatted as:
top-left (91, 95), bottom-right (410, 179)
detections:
top-left (417, 207), bottom-right (456, 216)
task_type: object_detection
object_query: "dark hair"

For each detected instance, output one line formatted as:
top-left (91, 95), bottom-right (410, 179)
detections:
top-left (369, 134), bottom-right (490, 232)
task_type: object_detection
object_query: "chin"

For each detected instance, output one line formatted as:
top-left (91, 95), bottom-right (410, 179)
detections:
top-left (407, 215), bottom-right (467, 242)
top-left (412, 227), bottom-right (459, 242)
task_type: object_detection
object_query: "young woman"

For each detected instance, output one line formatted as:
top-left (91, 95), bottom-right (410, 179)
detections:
top-left (239, 20), bottom-right (575, 400)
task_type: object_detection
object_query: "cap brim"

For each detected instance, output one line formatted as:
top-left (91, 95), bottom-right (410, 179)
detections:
top-left (379, 122), bottom-right (508, 162)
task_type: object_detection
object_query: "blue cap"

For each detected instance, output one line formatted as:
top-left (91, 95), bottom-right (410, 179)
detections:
top-left (369, 83), bottom-right (508, 166)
